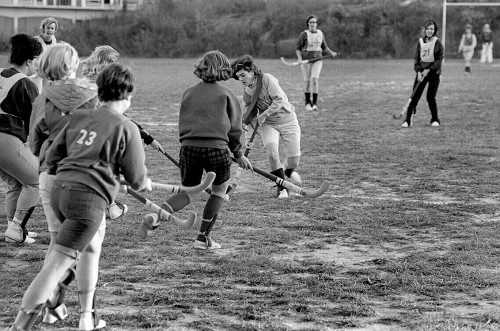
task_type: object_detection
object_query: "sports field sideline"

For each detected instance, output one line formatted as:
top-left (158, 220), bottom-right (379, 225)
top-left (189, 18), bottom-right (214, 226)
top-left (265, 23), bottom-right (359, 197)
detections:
top-left (1, 57), bottom-right (500, 330)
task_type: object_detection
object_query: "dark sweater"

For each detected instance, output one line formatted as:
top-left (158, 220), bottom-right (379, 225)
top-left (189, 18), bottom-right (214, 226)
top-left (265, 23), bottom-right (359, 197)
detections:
top-left (179, 81), bottom-right (244, 159)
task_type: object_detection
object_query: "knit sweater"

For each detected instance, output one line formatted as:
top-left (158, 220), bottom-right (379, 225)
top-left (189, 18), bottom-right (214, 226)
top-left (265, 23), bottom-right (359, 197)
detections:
top-left (179, 81), bottom-right (244, 158)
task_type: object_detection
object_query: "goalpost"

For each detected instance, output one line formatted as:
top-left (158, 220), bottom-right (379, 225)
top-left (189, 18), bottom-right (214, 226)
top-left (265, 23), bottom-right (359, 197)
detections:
top-left (442, 0), bottom-right (500, 51)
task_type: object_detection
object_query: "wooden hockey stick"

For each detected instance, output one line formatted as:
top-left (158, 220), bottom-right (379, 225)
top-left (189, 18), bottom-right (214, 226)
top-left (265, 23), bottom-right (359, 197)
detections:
top-left (280, 54), bottom-right (336, 67)
top-left (225, 122), bottom-right (260, 196)
top-left (123, 187), bottom-right (196, 233)
top-left (393, 80), bottom-right (422, 119)
top-left (231, 158), bottom-right (329, 198)
top-left (120, 172), bottom-right (215, 195)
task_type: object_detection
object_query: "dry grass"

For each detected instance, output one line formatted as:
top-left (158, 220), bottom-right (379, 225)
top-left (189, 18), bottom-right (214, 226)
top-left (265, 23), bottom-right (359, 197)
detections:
top-left (1, 57), bottom-right (500, 330)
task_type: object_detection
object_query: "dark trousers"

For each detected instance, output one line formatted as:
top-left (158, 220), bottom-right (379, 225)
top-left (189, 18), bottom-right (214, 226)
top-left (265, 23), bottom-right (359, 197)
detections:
top-left (406, 72), bottom-right (441, 123)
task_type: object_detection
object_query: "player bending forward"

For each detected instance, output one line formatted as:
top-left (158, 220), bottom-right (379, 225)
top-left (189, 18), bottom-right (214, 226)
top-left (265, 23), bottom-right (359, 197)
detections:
top-left (232, 55), bottom-right (302, 199)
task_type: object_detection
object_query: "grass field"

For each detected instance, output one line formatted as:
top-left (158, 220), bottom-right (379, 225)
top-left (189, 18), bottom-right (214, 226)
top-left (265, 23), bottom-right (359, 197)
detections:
top-left (1, 56), bottom-right (500, 331)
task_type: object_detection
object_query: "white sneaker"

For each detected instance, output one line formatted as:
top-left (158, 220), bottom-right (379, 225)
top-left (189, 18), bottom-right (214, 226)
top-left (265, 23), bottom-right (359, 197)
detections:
top-left (401, 120), bottom-right (411, 128)
top-left (7, 221), bottom-right (37, 237)
top-left (305, 103), bottom-right (313, 111)
top-left (194, 238), bottom-right (222, 250)
top-left (5, 221), bottom-right (35, 244)
top-left (312, 104), bottom-right (318, 111)
top-left (137, 213), bottom-right (159, 239)
top-left (278, 189), bottom-right (289, 199)
top-left (431, 121), bottom-right (440, 127)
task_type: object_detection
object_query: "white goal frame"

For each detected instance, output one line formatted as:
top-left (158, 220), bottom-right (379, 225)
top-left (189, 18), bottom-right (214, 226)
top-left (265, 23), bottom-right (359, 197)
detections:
top-left (442, 0), bottom-right (500, 50)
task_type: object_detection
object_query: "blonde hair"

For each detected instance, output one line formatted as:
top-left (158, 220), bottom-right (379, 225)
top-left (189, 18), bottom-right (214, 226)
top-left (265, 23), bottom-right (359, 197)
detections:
top-left (40, 17), bottom-right (59, 32)
top-left (81, 45), bottom-right (120, 81)
top-left (193, 50), bottom-right (231, 83)
top-left (36, 43), bottom-right (79, 81)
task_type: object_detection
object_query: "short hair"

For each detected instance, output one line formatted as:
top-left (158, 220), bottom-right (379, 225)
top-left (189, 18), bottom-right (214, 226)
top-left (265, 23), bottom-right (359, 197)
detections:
top-left (307, 15), bottom-right (318, 26)
top-left (424, 20), bottom-right (438, 37)
top-left (97, 63), bottom-right (134, 102)
top-left (36, 43), bottom-right (79, 81)
top-left (40, 17), bottom-right (59, 32)
top-left (81, 45), bottom-right (120, 81)
top-left (193, 50), bottom-right (232, 83)
top-left (9, 34), bottom-right (43, 66)
top-left (230, 55), bottom-right (261, 80)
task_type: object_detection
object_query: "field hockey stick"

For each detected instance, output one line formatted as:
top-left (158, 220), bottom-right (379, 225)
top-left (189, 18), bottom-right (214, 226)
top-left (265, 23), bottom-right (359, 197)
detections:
top-left (393, 80), bottom-right (422, 119)
top-left (280, 54), bottom-right (336, 67)
top-left (226, 122), bottom-right (261, 196)
top-left (120, 172), bottom-right (215, 195)
top-left (122, 186), bottom-right (196, 232)
top-left (231, 158), bottom-right (329, 198)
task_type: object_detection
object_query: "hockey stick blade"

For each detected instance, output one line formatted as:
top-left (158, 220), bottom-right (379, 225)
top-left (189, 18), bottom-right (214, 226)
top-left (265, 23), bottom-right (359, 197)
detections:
top-left (125, 188), bottom-right (196, 230)
top-left (393, 80), bottom-right (421, 119)
top-left (280, 57), bottom-right (304, 66)
top-left (231, 158), bottom-right (329, 198)
top-left (120, 172), bottom-right (215, 195)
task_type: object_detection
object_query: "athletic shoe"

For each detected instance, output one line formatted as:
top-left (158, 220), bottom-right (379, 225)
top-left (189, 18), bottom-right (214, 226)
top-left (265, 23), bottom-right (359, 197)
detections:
top-left (305, 103), bottom-right (313, 111)
top-left (194, 238), bottom-right (222, 250)
top-left (401, 120), bottom-right (412, 128)
top-left (312, 104), bottom-right (318, 111)
top-left (107, 202), bottom-right (128, 219)
top-left (431, 121), bottom-right (440, 127)
top-left (278, 189), bottom-right (289, 199)
top-left (7, 221), bottom-right (37, 238)
top-left (5, 221), bottom-right (35, 244)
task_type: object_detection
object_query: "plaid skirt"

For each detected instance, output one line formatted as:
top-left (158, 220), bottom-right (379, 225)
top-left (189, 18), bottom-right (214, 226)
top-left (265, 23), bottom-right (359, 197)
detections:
top-left (179, 146), bottom-right (232, 186)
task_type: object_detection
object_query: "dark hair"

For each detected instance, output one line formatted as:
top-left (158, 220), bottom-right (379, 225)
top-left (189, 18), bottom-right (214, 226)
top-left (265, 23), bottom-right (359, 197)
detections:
top-left (9, 34), bottom-right (43, 66)
top-left (97, 63), bottom-right (134, 102)
top-left (230, 55), bottom-right (261, 80)
top-left (307, 15), bottom-right (318, 26)
top-left (424, 20), bottom-right (438, 37)
top-left (193, 50), bottom-right (232, 83)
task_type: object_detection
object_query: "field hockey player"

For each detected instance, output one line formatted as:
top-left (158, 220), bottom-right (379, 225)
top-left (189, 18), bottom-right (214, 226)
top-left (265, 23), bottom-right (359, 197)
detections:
top-left (296, 14), bottom-right (337, 111)
top-left (9, 63), bottom-right (152, 331)
top-left (1, 34), bottom-right (43, 245)
top-left (231, 55), bottom-right (302, 199)
top-left (402, 19), bottom-right (444, 128)
top-left (151, 50), bottom-right (251, 251)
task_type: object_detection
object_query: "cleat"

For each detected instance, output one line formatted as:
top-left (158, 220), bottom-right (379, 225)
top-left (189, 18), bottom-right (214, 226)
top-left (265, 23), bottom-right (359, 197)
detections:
top-left (305, 103), bottom-right (313, 111)
top-left (431, 121), bottom-right (440, 127)
top-left (5, 221), bottom-right (35, 244)
top-left (312, 104), bottom-right (318, 111)
top-left (401, 120), bottom-right (412, 128)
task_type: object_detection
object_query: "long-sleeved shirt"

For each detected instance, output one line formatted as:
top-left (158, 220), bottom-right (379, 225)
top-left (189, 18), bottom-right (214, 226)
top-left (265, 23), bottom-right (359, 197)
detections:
top-left (179, 81), bottom-right (244, 159)
top-left (242, 73), bottom-right (296, 125)
top-left (414, 37), bottom-right (444, 75)
top-left (46, 105), bottom-right (148, 204)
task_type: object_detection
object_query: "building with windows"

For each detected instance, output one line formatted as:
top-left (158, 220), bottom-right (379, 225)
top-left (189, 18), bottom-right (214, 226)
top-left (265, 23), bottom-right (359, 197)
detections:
top-left (0, 0), bottom-right (144, 36)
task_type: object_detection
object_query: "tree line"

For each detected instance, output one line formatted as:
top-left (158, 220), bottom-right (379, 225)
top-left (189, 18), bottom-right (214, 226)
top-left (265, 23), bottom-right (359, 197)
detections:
top-left (5, 0), bottom-right (500, 58)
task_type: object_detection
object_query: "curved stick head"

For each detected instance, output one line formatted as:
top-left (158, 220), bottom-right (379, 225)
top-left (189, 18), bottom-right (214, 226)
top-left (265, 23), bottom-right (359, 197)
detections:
top-left (205, 172), bottom-right (216, 187)
top-left (173, 211), bottom-right (196, 229)
top-left (305, 180), bottom-right (330, 198)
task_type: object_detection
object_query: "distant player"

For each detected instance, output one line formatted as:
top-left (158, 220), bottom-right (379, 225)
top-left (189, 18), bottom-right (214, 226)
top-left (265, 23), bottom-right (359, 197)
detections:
top-left (231, 55), bottom-right (302, 199)
top-left (296, 14), bottom-right (337, 111)
top-left (9, 63), bottom-right (151, 331)
top-left (458, 23), bottom-right (477, 74)
top-left (402, 20), bottom-right (444, 128)
top-left (479, 24), bottom-right (494, 64)
top-left (155, 50), bottom-right (252, 250)
top-left (32, 17), bottom-right (59, 93)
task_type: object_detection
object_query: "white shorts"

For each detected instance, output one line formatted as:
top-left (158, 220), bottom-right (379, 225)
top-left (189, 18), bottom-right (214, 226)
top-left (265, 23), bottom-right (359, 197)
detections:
top-left (301, 60), bottom-right (323, 80)
top-left (260, 118), bottom-right (301, 158)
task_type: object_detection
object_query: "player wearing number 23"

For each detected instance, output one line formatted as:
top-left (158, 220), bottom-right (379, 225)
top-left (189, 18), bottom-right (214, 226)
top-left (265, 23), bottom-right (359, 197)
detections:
top-left (402, 19), bottom-right (444, 128)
